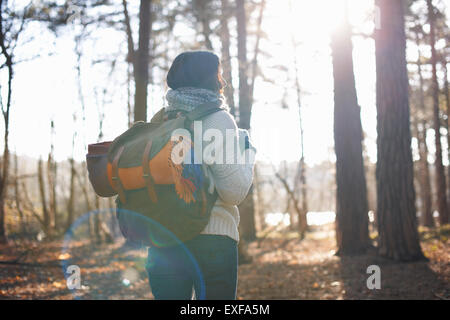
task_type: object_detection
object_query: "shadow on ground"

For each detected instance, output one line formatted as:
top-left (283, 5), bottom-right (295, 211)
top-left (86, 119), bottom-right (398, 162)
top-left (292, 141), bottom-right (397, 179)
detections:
top-left (1, 224), bottom-right (448, 299)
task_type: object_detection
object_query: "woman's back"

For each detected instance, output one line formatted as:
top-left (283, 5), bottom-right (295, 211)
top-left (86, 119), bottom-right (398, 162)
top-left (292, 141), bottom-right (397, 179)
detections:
top-left (146, 50), bottom-right (255, 300)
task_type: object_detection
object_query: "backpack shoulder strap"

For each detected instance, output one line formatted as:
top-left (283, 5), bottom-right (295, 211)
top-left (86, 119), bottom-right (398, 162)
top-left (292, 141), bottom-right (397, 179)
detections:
top-left (186, 101), bottom-right (225, 121)
top-left (150, 107), bottom-right (166, 123)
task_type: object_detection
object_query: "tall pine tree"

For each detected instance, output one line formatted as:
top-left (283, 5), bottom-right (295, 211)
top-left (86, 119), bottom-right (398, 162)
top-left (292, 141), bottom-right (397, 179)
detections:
top-left (374, 0), bottom-right (425, 261)
top-left (331, 2), bottom-right (370, 255)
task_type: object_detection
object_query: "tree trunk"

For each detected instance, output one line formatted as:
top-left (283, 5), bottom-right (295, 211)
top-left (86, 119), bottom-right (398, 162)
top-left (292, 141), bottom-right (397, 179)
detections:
top-left (274, 169), bottom-right (306, 239)
top-left (239, 185), bottom-right (257, 241)
top-left (442, 59), bottom-right (450, 208)
top-left (47, 121), bottom-right (57, 232)
top-left (220, 0), bottom-right (236, 116)
top-left (236, 0), bottom-right (256, 241)
top-left (13, 153), bottom-right (25, 234)
top-left (0, 1), bottom-right (12, 243)
top-left (426, 0), bottom-right (448, 224)
top-left (122, 0), bottom-right (135, 125)
top-left (127, 64), bottom-right (133, 127)
top-left (94, 196), bottom-right (102, 244)
top-left (416, 120), bottom-right (434, 227)
top-left (66, 158), bottom-right (76, 230)
top-left (249, 0), bottom-right (265, 104)
top-left (37, 158), bottom-right (51, 237)
top-left (236, 0), bottom-right (251, 129)
top-left (297, 159), bottom-right (308, 237)
top-left (108, 197), bottom-right (118, 238)
top-left (291, 15), bottom-right (308, 236)
top-left (0, 90), bottom-right (10, 244)
top-left (133, 0), bottom-right (152, 122)
top-left (331, 4), bottom-right (369, 255)
top-left (0, 120), bottom-right (9, 244)
top-left (253, 164), bottom-right (266, 232)
top-left (201, 20), bottom-right (213, 51)
top-left (193, 0), bottom-right (213, 50)
top-left (75, 165), bottom-right (95, 240)
top-left (415, 44), bottom-right (434, 227)
top-left (374, 0), bottom-right (425, 261)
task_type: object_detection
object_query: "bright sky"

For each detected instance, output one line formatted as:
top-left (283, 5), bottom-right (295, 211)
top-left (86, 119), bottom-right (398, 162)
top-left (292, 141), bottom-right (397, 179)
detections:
top-left (2, 0), bottom-right (448, 167)
top-left (252, 0), bottom-right (377, 165)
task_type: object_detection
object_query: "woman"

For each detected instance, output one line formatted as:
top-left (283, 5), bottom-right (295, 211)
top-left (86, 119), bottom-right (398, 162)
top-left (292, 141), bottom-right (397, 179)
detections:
top-left (145, 51), bottom-right (256, 300)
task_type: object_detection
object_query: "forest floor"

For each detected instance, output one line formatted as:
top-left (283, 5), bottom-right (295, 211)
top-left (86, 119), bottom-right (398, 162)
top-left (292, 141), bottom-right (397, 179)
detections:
top-left (0, 223), bottom-right (448, 300)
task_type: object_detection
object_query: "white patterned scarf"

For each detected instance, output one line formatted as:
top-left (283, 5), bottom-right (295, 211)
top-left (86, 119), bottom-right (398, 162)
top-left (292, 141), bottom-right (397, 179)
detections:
top-left (165, 87), bottom-right (227, 113)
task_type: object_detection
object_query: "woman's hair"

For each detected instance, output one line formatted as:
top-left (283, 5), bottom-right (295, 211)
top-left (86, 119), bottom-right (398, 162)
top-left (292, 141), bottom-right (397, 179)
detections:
top-left (166, 51), bottom-right (225, 93)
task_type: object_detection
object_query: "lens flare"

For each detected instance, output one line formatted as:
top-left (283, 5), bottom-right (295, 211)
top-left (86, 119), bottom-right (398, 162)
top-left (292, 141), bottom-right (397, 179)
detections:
top-left (61, 208), bottom-right (206, 299)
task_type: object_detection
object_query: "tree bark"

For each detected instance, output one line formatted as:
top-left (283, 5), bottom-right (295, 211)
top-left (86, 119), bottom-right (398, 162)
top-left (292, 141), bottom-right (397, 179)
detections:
top-left (13, 153), bottom-right (25, 234)
top-left (0, 66), bottom-right (10, 244)
top-left (236, 0), bottom-right (251, 129)
top-left (374, 0), bottom-right (425, 261)
top-left (416, 120), bottom-right (434, 227)
top-left (426, 0), bottom-right (448, 224)
top-left (122, 0), bottom-right (136, 126)
top-left (291, 14), bottom-right (308, 236)
top-left (274, 169), bottom-right (306, 239)
top-left (331, 4), bottom-right (369, 255)
top-left (442, 59), bottom-right (450, 208)
top-left (220, 0), bottom-right (236, 116)
top-left (0, 0), bottom-right (12, 243)
top-left (241, 0), bottom-right (266, 240)
top-left (94, 196), bottom-right (102, 244)
top-left (239, 185), bottom-right (257, 241)
top-left (37, 158), bottom-right (51, 237)
top-left (47, 120), bottom-right (57, 231)
top-left (133, 0), bottom-right (152, 122)
top-left (253, 164), bottom-right (266, 232)
top-left (249, 0), bottom-right (265, 105)
top-left (22, 180), bottom-right (44, 229)
top-left (236, 0), bottom-right (256, 241)
top-left (193, 0), bottom-right (213, 50)
top-left (66, 157), bottom-right (76, 230)
top-left (415, 43), bottom-right (434, 227)
top-left (122, 0), bottom-right (135, 64)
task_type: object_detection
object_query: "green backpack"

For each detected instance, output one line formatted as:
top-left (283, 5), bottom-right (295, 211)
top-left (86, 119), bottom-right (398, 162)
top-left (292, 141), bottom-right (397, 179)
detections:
top-left (106, 102), bottom-right (222, 247)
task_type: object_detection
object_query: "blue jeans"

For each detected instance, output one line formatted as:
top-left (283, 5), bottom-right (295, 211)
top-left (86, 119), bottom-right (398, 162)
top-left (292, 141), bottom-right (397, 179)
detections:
top-left (146, 234), bottom-right (238, 300)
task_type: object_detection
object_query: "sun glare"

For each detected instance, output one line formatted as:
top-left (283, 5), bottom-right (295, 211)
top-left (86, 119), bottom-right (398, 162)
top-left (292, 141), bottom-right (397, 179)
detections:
top-left (250, 0), bottom-right (376, 166)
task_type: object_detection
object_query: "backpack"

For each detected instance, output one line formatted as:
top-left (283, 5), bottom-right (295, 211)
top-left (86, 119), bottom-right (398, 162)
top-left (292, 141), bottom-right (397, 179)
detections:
top-left (86, 102), bottom-right (223, 247)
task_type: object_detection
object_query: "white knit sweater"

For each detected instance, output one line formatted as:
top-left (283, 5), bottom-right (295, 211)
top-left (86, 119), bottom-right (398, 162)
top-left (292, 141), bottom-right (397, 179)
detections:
top-left (199, 110), bottom-right (256, 243)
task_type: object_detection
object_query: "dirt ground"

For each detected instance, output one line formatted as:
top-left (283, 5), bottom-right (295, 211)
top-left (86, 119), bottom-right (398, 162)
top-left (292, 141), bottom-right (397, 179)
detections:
top-left (0, 224), bottom-right (448, 300)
